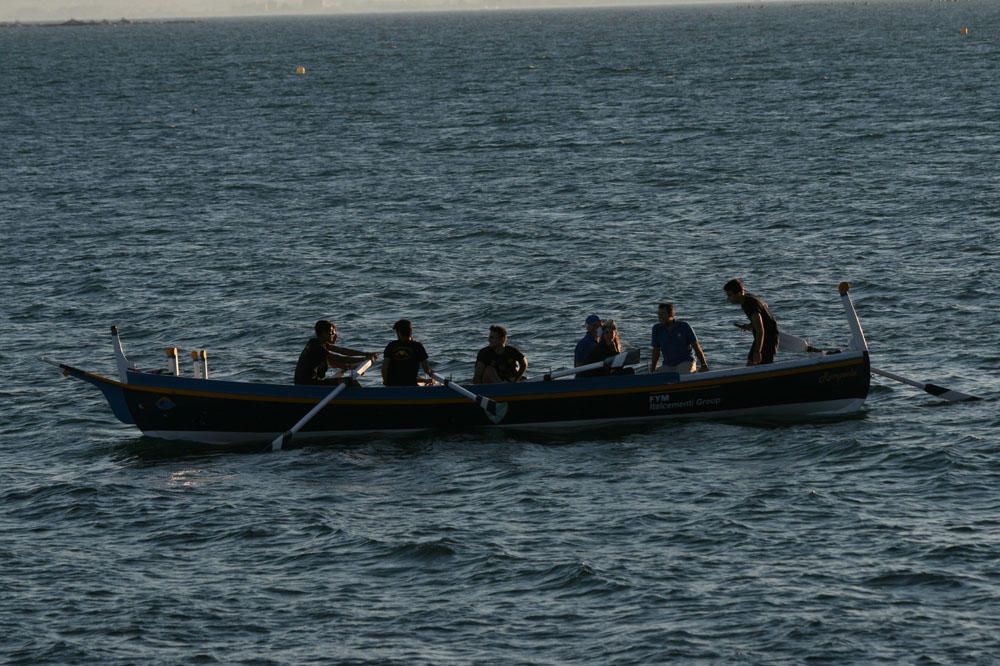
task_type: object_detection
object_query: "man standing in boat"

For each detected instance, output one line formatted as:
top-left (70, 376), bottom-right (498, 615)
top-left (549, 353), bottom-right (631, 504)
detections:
top-left (382, 319), bottom-right (435, 386)
top-left (294, 320), bottom-right (378, 386)
top-left (650, 303), bottom-right (709, 374)
top-left (473, 325), bottom-right (528, 383)
top-left (724, 278), bottom-right (779, 365)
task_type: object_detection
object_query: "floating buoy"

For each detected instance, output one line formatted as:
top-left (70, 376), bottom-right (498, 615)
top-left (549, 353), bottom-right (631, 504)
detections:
top-left (960, 26), bottom-right (969, 35)
top-left (295, 65), bottom-right (306, 75)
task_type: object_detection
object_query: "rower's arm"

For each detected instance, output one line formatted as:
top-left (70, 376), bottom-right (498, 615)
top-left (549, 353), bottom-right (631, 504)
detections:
top-left (329, 343), bottom-right (378, 359)
top-left (692, 341), bottom-right (709, 371)
top-left (750, 313), bottom-right (765, 362)
top-left (328, 351), bottom-right (367, 368)
top-left (473, 361), bottom-right (486, 384)
top-left (650, 347), bottom-right (660, 373)
top-left (751, 313), bottom-right (764, 345)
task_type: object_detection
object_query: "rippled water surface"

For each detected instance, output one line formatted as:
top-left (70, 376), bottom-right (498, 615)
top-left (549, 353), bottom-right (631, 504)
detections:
top-left (2, 2), bottom-right (1000, 663)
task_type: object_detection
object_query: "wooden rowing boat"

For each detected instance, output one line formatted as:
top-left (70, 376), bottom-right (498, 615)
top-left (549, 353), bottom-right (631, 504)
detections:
top-left (49, 285), bottom-right (873, 447)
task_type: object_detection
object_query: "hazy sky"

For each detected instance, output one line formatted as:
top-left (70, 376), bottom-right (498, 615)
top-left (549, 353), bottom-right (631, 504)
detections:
top-left (0, 0), bottom-right (740, 23)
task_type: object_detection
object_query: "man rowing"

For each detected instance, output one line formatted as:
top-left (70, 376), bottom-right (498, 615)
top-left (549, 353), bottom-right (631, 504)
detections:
top-left (382, 319), bottom-right (435, 386)
top-left (294, 319), bottom-right (378, 386)
top-left (473, 325), bottom-right (527, 383)
top-left (724, 278), bottom-right (779, 366)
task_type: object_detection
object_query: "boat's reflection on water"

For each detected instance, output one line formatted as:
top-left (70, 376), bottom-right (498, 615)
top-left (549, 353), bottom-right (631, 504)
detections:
top-left (108, 407), bottom-right (870, 467)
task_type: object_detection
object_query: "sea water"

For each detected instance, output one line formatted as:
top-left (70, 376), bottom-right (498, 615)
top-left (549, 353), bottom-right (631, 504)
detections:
top-left (2, 2), bottom-right (999, 662)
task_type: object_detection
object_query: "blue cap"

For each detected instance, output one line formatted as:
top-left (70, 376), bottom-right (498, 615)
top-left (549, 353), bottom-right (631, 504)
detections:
top-left (585, 314), bottom-right (601, 326)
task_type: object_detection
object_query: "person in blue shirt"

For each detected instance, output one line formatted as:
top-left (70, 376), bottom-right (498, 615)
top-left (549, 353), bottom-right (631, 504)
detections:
top-left (650, 303), bottom-right (709, 374)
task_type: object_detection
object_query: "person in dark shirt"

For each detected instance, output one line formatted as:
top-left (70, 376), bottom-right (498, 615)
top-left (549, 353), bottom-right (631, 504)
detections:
top-left (293, 319), bottom-right (378, 386)
top-left (473, 325), bottom-right (527, 383)
top-left (382, 319), bottom-right (434, 386)
top-left (724, 278), bottom-right (779, 365)
top-left (593, 318), bottom-right (621, 360)
top-left (574, 313), bottom-right (606, 378)
top-left (592, 318), bottom-right (635, 376)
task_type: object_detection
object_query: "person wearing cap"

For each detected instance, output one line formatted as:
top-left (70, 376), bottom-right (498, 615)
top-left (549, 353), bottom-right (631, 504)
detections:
top-left (724, 278), bottom-right (778, 366)
top-left (294, 319), bottom-right (378, 386)
top-left (650, 303), bottom-right (708, 374)
top-left (574, 314), bottom-right (606, 377)
top-left (474, 325), bottom-right (528, 384)
top-left (382, 319), bottom-right (435, 386)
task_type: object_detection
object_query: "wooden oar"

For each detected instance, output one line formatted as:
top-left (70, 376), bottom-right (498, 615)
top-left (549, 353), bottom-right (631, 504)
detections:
top-left (271, 358), bottom-right (373, 451)
top-left (778, 331), bottom-right (981, 403)
top-left (871, 367), bottom-right (980, 403)
top-left (542, 349), bottom-right (641, 381)
top-left (429, 372), bottom-right (508, 424)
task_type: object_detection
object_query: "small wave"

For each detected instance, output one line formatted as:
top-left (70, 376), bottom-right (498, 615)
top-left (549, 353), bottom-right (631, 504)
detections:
top-left (525, 560), bottom-right (629, 597)
top-left (388, 539), bottom-right (457, 561)
top-left (864, 570), bottom-right (964, 589)
top-left (922, 542), bottom-right (994, 564)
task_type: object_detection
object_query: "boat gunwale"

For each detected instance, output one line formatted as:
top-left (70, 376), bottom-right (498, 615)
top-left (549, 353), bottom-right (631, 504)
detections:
top-left (57, 351), bottom-right (868, 406)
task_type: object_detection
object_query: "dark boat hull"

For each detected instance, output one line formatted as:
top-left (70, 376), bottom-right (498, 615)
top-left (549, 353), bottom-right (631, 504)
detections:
top-left (59, 351), bottom-right (871, 445)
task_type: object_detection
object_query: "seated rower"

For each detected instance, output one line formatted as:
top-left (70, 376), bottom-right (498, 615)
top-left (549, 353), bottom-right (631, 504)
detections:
top-left (473, 325), bottom-right (527, 383)
top-left (294, 319), bottom-right (378, 386)
top-left (382, 319), bottom-right (435, 386)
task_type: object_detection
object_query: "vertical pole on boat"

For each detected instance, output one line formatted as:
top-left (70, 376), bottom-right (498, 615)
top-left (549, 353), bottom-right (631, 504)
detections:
top-left (199, 350), bottom-right (209, 379)
top-left (191, 351), bottom-right (202, 379)
top-left (165, 347), bottom-right (180, 376)
top-left (111, 325), bottom-right (131, 383)
top-left (838, 282), bottom-right (868, 352)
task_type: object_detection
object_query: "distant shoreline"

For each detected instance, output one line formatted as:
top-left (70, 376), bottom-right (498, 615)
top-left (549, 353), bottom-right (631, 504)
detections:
top-left (0, 18), bottom-right (199, 28)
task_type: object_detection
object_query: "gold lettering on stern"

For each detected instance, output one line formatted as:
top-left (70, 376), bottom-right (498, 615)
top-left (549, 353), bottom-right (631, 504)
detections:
top-left (819, 369), bottom-right (858, 384)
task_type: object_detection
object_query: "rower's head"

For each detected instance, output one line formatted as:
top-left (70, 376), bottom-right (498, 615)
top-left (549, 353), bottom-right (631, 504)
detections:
top-left (488, 324), bottom-right (508, 349)
top-left (584, 314), bottom-right (602, 336)
top-left (315, 319), bottom-right (338, 343)
top-left (724, 278), bottom-right (746, 304)
top-left (392, 319), bottom-right (413, 339)
top-left (657, 303), bottom-right (675, 324)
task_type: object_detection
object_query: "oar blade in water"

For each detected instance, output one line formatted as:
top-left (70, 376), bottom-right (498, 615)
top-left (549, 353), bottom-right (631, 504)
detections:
top-left (923, 383), bottom-right (981, 403)
top-left (486, 400), bottom-right (509, 424)
top-left (871, 367), bottom-right (981, 403)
